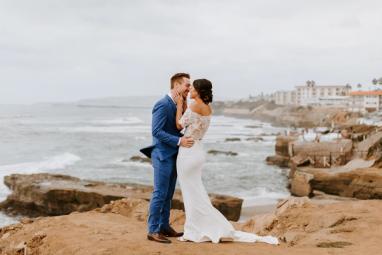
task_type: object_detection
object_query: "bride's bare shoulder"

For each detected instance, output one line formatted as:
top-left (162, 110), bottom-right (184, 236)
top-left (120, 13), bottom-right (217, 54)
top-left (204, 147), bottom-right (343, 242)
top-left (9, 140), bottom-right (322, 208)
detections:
top-left (189, 103), bottom-right (200, 114)
top-left (190, 102), bottom-right (212, 116)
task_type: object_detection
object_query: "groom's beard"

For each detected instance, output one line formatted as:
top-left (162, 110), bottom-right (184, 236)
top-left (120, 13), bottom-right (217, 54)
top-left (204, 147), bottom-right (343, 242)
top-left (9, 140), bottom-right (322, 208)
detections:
top-left (182, 95), bottom-right (187, 114)
top-left (171, 90), bottom-right (188, 113)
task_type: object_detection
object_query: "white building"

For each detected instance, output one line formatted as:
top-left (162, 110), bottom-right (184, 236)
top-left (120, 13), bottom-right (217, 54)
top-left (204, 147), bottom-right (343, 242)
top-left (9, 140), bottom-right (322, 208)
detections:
top-left (248, 93), bottom-right (274, 102)
top-left (273, 90), bottom-right (296, 105)
top-left (316, 96), bottom-right (350, 107)
top-left (295, 84), bottom-right (351, 107)
top-left (349, 90), bottom-right (382, 113)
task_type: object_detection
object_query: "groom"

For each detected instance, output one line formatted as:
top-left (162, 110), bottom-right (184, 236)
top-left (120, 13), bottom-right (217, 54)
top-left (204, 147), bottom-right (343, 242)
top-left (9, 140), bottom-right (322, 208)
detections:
top-left (144, 73), bottom-right (194, 244)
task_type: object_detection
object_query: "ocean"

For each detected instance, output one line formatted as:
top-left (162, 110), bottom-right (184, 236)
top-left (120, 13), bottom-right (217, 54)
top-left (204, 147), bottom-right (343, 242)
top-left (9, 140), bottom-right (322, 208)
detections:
top-left (0, 96), bottom-right (289, 226)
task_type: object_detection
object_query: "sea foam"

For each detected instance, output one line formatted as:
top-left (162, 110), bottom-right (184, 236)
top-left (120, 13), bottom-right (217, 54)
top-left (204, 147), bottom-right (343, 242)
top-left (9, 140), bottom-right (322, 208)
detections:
top-left (0, 153), bottom-right (81, 173)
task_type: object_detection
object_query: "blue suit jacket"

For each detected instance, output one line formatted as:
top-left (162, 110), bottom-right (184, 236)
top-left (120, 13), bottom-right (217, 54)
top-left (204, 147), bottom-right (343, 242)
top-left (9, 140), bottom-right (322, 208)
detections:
top-left (140, 95), bottom-right (182, 161)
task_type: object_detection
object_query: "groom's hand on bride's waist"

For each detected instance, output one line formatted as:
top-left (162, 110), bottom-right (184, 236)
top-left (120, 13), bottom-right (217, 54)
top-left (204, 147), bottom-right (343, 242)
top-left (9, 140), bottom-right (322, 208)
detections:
top-left (180, 137), bottom-right (194, 148)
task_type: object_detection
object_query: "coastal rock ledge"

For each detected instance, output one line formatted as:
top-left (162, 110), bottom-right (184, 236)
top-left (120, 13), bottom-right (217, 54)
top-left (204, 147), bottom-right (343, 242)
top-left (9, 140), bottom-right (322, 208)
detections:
top-left (1, 197), bottom-right (382, 255)
top-left (0, 173), bottom-right (243, 221)
top-left (290, 167), bottom-right (382, 199)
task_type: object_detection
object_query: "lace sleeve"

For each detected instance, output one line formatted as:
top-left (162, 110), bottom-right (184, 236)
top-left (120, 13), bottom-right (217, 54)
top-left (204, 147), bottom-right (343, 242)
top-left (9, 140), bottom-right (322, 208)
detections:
top-left (181, 109), bottom-right (211, 140)
top-left (180, 109), bottom-right (191, 127)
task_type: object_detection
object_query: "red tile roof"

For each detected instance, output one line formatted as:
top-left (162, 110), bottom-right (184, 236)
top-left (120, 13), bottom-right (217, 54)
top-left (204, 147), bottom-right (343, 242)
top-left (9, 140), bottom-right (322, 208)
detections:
top-left (350, 90), bottom-right (382, 96)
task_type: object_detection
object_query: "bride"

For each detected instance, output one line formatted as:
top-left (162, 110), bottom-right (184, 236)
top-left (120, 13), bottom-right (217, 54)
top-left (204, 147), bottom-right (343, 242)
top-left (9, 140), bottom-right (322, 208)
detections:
top-left (174, 79), bottom-right (279, 245)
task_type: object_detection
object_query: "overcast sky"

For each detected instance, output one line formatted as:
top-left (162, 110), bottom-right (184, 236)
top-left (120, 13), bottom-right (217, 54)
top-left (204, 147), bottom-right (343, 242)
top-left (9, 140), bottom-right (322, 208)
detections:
top-left (0, 0), bottom-right (381, 104)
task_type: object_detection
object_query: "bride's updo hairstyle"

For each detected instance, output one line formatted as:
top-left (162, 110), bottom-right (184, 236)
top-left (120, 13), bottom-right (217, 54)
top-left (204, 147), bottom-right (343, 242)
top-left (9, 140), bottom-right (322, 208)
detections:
top-left (193, 79), bottom-right (213, 104)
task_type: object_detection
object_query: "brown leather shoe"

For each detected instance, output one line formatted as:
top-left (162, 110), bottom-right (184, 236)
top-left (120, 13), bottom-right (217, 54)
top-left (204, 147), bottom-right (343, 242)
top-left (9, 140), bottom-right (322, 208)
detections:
top-left (160, 226), bottom-right (183, 237)
top-left (147, 233), bottom-right (172, 244)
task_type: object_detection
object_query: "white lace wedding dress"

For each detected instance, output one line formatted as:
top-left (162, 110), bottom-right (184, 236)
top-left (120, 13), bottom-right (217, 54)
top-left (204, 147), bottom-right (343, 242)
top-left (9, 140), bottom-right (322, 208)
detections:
top-left (176, 108), bottom-right (279, 244)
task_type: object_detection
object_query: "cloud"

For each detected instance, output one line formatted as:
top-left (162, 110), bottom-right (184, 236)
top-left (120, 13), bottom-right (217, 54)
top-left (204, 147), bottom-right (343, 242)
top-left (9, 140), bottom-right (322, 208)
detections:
top-left (0, 0), bottom-right (381, 103)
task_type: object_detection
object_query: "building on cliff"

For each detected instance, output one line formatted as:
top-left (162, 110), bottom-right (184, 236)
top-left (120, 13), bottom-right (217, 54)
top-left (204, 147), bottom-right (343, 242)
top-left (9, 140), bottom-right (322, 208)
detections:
top-left (349, 90), bottom-right (382, 113)
top-left (274, 90), bottom-right (297, 106)
top-left (295, 83), bottom-right (351, 107)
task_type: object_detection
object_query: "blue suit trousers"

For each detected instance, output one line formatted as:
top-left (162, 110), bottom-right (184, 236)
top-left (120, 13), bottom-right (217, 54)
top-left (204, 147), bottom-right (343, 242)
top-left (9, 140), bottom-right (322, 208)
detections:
top-left (147, 148), bottom-right (177, 233)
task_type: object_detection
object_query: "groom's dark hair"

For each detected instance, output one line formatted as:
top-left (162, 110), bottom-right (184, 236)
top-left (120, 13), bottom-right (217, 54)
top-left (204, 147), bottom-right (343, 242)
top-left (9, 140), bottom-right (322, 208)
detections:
top-left (171, 73), bottom-right (190, 89)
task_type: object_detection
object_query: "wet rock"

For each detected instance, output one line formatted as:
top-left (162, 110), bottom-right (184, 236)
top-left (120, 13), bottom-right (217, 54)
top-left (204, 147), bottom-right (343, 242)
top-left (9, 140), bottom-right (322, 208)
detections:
top-left (207, 150), bottom-right (238, 156)
top-left (259, 132), bottom-right (280, 136)
top-left (225, 138), bottom-right (241, 142)
top-left (246, 137), bottom-right (264, 142)
top-left (245, 125), bottom-right (262, 129)
top-left (125, 156), bottom-right (151, 164)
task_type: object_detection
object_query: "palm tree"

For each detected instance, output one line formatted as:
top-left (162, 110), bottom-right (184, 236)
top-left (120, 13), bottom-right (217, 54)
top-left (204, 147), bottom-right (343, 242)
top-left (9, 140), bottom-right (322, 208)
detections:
top-left (357, 83), bottom-right (362, 90)
top-left (378, 77), bottom-right (382, 85)
top-left (306, 80), bottom-right (312, 87)
top-left (372, 78), bottom-right (378, 85)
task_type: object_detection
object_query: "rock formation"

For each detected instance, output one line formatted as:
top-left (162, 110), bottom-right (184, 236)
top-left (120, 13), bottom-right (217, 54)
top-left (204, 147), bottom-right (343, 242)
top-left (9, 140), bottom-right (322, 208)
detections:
top-left (0, 173), bottom-right (243, 221)
top-left (290, 166), bottom-right (382, 199)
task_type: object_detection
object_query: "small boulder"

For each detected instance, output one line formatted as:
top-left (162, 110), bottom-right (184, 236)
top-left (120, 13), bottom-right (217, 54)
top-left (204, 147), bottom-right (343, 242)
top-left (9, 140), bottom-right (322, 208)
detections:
top-left (225, 138), bottom-right (241, 142)
top-left (208, 150), bottom-right (238, 156)
top-left (290, 172), bottom-right (314, 197)
top-left (246, 137), bottom-right (264, 142)
top-left (126, 156), bottom-right (151, 164)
